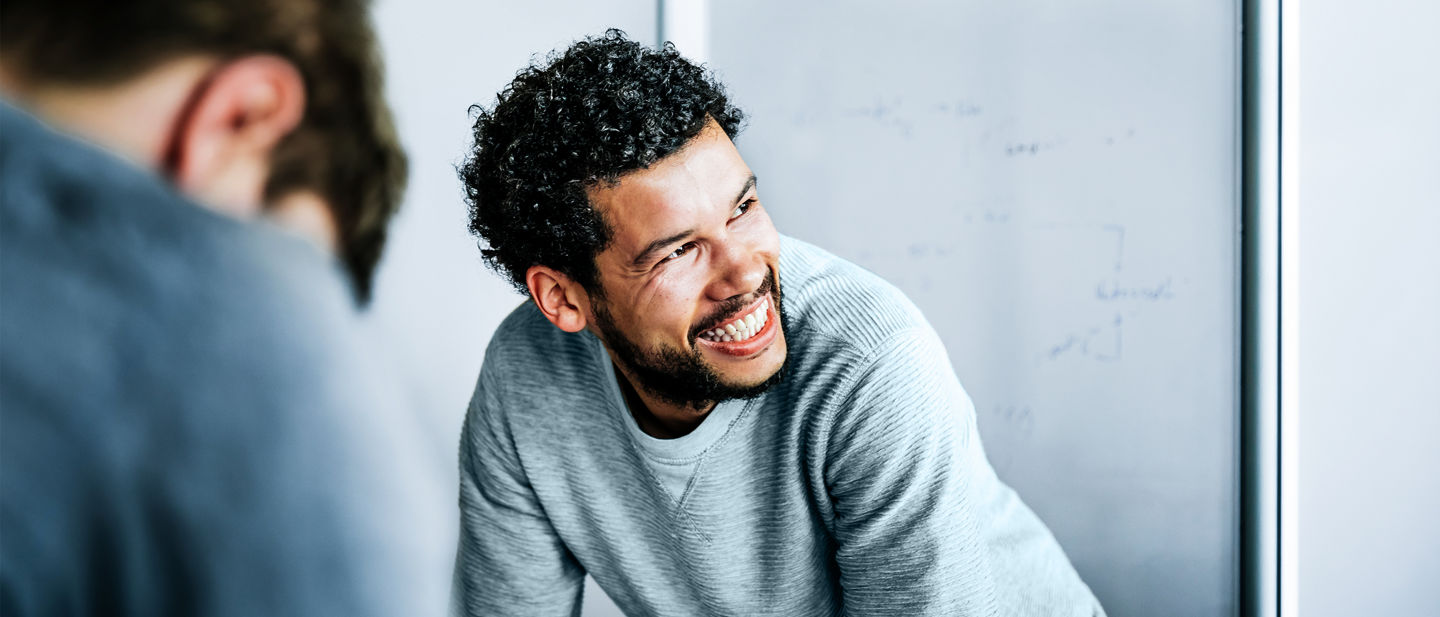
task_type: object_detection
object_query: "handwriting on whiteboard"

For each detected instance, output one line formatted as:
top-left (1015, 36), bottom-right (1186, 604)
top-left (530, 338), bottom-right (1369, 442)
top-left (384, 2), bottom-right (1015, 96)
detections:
top-left (824, 95), bottom-right (1139, 162)
top-left (878, 218), bottom-right (1183, 365)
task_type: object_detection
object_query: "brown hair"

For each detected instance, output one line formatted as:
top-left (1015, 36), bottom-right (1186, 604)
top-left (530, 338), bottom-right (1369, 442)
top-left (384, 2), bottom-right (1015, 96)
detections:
top-left (0, 0), bottom-right (405, 303)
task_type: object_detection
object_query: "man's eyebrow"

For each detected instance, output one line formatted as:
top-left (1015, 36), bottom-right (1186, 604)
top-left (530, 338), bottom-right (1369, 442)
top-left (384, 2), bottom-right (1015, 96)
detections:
top-left (735, 175), bottom-right (757, 204)
top-left (632, 229), bottom-right (695, 268)
top-left (629, 175), bottom-right (758, 269)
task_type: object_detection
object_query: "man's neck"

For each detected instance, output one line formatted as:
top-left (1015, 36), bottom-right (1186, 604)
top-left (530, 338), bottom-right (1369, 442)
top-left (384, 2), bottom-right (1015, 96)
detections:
top-left (611, 363), bottom-right (716, 439)
top-left (0, 56), bottom-right (216, 171)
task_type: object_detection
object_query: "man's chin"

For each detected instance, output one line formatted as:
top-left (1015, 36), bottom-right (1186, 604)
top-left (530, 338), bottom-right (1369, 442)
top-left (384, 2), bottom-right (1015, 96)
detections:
top-left (597, 308), bottom-right (787, 409)
top-left (706, 361), bottom-right (783, 392)
top-left (622, 353), bottom-right (787, 411)
top-left (706, 356), bottom-right (788, 402)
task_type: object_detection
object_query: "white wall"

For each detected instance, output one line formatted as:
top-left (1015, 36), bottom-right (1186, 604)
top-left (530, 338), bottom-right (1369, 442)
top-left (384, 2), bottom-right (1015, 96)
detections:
top-left (1297, 1), bottom-right (1440, 615)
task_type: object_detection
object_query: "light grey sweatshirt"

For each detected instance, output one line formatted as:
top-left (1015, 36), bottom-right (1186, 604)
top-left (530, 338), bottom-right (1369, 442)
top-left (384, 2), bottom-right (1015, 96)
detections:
top-left (453, 236), bottom-right (1103, 616)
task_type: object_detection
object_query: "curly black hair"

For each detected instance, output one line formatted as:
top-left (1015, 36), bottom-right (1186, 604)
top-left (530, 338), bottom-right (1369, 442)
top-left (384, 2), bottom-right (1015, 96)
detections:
top-left (460, 29), bottom-right (745, 294)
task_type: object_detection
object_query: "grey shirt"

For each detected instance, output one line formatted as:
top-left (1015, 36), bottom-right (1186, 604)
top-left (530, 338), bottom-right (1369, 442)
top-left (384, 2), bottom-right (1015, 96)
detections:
top-left (0, 102), bottom-right (446, 616)
top-left (453, 236), bottom-right (1103, 616)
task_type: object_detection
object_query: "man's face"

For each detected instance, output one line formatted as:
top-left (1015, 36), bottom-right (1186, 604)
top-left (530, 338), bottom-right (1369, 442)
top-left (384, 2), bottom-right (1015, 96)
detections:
top-left (585, 120), bottom-right (788, 410)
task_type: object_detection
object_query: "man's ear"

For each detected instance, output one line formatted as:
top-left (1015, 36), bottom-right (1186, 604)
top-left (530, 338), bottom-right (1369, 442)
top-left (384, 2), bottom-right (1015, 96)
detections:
top-left (526, 265), bottom-right (591, 333)
top-left (168, 55), bottom-right (305, 218)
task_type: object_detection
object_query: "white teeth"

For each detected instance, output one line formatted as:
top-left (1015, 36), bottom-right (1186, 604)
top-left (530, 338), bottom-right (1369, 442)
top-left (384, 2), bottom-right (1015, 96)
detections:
top-left (699, 298), bottom-right (774, 344)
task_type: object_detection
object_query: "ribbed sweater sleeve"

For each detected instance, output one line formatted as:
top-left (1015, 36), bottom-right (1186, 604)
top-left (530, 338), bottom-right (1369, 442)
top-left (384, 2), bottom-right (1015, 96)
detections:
top-left (453, 359), bottom-right (585, 617)
top-left (824, 328), bottom-right (1001, 616)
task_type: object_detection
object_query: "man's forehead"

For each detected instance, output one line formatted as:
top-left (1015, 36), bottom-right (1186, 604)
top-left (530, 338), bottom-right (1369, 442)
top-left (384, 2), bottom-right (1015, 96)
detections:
top-left (592, 169), bottom-right (700, 229)
top-left (589, 176), bottom-right (703, 265)
top-left (587, 124), bottom-right (751, 257)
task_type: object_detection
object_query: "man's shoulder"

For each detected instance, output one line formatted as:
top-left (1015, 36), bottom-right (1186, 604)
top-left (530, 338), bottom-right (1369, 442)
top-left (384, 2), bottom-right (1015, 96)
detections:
top-left (478, 300), bottom-right (599, 396)
top-left (780, 235), bottom-right (933, 359)
top-left (0, 103), bottom-right (443, 612)
top-left (0, 99), bottom-right (372, 427)
top-left (0, 100), bottom-right (348, 306)
top-left (491, 299), bottom-right (554, 342)
top-left (484, 299), bottom-right (579, 362)
top-left (1, 101), bottom-right (207, 234)
top-left (464, 301), bottom-right (615, 452)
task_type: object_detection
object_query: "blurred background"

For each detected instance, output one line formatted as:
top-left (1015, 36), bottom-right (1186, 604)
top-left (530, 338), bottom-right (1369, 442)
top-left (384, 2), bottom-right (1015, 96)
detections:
top-left (363, 1), bottom-right (1438, 616)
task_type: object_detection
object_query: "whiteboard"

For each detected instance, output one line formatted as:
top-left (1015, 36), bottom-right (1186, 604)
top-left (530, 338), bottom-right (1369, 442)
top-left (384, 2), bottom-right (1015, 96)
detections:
top-left (709, 1), bottom-right (1240, 615)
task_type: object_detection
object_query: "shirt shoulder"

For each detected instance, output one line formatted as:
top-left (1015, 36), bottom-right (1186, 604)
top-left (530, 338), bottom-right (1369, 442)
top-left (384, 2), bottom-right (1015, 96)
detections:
top-left (779, 235), bottom-right (936, 368)
top-left (0, 101), bottom-right (392, 465)
top-left (472, 300), bottom-right (606, 420)
top-left (0, 103), bottom-right (445, 616)
top-left (482, 299), bottom-right (595, 377)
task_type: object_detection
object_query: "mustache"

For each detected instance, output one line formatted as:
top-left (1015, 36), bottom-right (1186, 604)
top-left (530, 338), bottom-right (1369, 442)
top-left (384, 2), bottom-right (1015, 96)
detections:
top-left (690, 270), bottom-right (777, 340)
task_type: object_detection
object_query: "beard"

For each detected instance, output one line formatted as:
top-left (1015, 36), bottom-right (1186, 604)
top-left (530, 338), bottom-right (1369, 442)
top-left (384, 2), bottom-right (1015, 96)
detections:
top-left (591, 268), bottom-right (789, 411)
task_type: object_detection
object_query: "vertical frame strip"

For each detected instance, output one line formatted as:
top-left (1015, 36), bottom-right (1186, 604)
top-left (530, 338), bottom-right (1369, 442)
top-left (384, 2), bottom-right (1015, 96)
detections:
top-left (1241, 0), bottom-right (1282, 614)
top-left (657, 0), bottom-right (711, 63)
top-left (1277, 0), bottom-right (1301, 614)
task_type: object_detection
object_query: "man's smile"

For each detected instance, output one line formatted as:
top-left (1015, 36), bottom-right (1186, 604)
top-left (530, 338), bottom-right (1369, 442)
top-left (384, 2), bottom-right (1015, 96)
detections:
top-left (695, 293), bottom-right (778, 357)
top-left (697, 294), bottom-right (769, 343)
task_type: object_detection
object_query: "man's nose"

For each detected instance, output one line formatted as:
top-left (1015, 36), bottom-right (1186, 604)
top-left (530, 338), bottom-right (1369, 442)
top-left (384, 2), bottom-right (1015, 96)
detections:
top-left (706, 239), bottom-right (766, 302)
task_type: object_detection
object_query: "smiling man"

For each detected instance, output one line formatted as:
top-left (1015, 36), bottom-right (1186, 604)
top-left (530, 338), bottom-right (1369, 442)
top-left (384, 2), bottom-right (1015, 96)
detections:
top-left (453, 30), bottom-right (1104, 616)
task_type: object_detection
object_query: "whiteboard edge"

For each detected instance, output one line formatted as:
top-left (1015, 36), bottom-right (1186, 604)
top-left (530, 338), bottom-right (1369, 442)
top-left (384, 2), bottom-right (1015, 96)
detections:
top-left (1242, 0), bottom-right (1283, 615)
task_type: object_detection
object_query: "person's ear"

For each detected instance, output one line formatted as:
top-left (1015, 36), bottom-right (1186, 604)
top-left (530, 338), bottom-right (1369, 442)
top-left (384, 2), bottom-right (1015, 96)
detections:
top-left (526, 265), bottom-right (591, 333)
top-left (168, 55), bottom-right (305, 218)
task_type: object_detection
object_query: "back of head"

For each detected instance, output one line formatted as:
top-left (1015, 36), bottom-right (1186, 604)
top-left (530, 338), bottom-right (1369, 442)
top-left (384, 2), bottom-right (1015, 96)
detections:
top-left (0, 5), bottom-right (450, 614)
top-left (0, 0), bottom-right (405, 302)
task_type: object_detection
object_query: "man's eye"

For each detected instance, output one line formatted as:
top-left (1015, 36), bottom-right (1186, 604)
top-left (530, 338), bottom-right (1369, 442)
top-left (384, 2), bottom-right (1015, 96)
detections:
top-left (730, 199), bottom-right (755, 220)
top-left (660, 243), bottom-right (693, 264)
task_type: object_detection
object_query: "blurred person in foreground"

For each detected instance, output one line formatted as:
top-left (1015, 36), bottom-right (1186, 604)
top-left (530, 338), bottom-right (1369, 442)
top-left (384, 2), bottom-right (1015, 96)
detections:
top-left (0, 1), bottom-right (447, 615)
top-left (452, 30), bottom-right (1103, 616)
